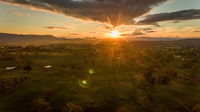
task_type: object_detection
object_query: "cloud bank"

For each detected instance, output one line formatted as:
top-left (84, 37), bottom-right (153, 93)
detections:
top-left (0, 0), bottom-right (168, 26)
top-left (138, 9), bottom-right (200, 25)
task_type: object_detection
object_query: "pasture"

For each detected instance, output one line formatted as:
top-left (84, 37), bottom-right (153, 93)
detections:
top-left (0, 39), bottom-right (200, 112)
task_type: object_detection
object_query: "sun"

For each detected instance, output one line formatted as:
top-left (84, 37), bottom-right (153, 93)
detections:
top-left (109, 30), bottom-right (121, 38)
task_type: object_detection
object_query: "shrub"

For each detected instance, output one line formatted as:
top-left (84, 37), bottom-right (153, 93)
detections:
top-left (84, 104), bottom-right (99, 112)
top-left (192, 103), bottom-right (200, 112)
top-left (20, 78), bottom-right (24, 82)
top-left (23, 65), bottom-right (32, 72)
top-left (157, 75), bottom-right (170, 85)
top-left (30, 98), bottom-right (53, 112)
top-left (0, 78), bottom-right (15, 93)
top-left (43, 88), bottom-right (53, 101)
top-left (144, 67), bottom-right (154, 79)
top-left (165, 69), bottom-right (178, 77)
top-left (14, 78), bottom-right (19, 85)
top-left (62, 103), bottom-right (83, 112)
top-left (146, 76), bottom-right (156, 85)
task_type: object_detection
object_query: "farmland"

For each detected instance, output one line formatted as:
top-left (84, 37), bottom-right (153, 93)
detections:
top-left (0, 39), bottom-right (200, 112)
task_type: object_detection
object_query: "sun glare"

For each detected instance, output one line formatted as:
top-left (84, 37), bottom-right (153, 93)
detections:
top-left (109, 30), bottom-right (121, 38)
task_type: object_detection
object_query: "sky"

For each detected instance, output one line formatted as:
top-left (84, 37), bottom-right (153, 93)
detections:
top-left (0, 0), bottom-right (200, 38)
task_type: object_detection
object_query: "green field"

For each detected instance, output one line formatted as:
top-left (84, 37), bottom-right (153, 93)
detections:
top-left (0, 39), bottom-right (200, 112)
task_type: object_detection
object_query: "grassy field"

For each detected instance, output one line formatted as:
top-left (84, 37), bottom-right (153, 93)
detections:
top-left (0, 39), bottom-right (200, 112)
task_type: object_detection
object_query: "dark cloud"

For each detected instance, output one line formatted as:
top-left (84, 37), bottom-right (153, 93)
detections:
top-left (142, 28), bottom-right (156, 33)
top-left (89, 31), bottom-right (96, 34)
top-left (0, 0), bottom-right (168, 26)
top-left (122, 29), bottom-right (145, 37)
top-left (122, 27), bottom-right (157, 37)
top-left (132, 29), bottom-right (145, 35)
top-left (69, 33), bottom-right (80, 35)
top-left (172, 21), bottom-right (179, 23)
top-left (194, 31), bottom-right (200, 33)
top-left (44, 26), bottom-right (69, 29)
top-left (103, 25), bottom-right (112, 30)
top-left (138, 9), bottom-right (200, 25)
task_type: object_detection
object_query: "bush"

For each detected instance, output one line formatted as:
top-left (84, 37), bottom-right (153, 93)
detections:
top-left (165, 69), bottom-right (178, 77)
top-left (116, 103), bottom-right (140, 112)
top-left (157, 75), bottom-right (170, 85)
top-left (146, 76), bottom-right (156, 85)
top-left (43, 88), bottom-right (53, 101)
top-left (144, 68), bottom-right (154, 79)
top-left (143, 67), bottom-right (156, 85)
top-left (23, 66), bottom-right (32, 72)
top-left (84, 104), bottom-right (99, 112)
top-left (0, 78), bottom-right (15, 93)
top-left (14, 78), bottom-right (19, 84)
top-left (192, 103), bottom-right (200, 112)
top-left (30, 98), bottom-right (53, 112)
top-left (62, 103), bottom-right (83, 112)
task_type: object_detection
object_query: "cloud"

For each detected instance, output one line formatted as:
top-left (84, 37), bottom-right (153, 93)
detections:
top-left (69, 33), bottom-right (79, 35)
top-left (89, 31), bottom-right (96, 34)
top-left (9, 11), bottom-right (32, 16)
top-left (0, 0), bottom-right (168, 26)
top-left (44, 26), bottom-right (69, 30)
top-left (142, 28), bottom-right (156, 33)
top-left (138, 9), bottom-right (200, 25)
top-left (102, 25), bottom-right (112, 30)
top-left (122, 29), bottom-right (145, 37)
top-left (132, 29), bottom-right (145, 35)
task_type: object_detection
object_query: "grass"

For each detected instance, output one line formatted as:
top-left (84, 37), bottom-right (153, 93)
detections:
top-left (0, 39), bottom-right (200, 112)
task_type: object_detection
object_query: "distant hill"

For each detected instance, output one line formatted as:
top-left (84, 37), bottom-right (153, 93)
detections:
top-left (177, 38), bottom-right (200, 43)
top-left (127, 37), bottom-right (200, 47)
top-left (1, 32), bottom-right (200, 46)
top-left (132, 37), bottom-right (182, 41)
top-left (0, 33), bottom-right (67, 44)
top-left (0, 33), bottom-right (99, 46)
top-left (175, 38), bottom-right (200, 47)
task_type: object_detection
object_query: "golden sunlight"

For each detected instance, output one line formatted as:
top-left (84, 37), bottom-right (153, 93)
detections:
top-left (109, 30), bottom-right (121, 38)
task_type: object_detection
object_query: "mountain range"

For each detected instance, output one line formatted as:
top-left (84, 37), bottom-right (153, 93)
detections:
top-left (0, 33), bottom-right (200, 46)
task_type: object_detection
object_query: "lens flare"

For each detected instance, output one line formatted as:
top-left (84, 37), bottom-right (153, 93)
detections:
top-left (88, 68), bottom-right (95, 74)
top-left (109, 30), bottom-right (121, 38)
top-left (82, 80), bottom-right (87, 85)
top-left (78, 79), bottom-right (89, 88)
